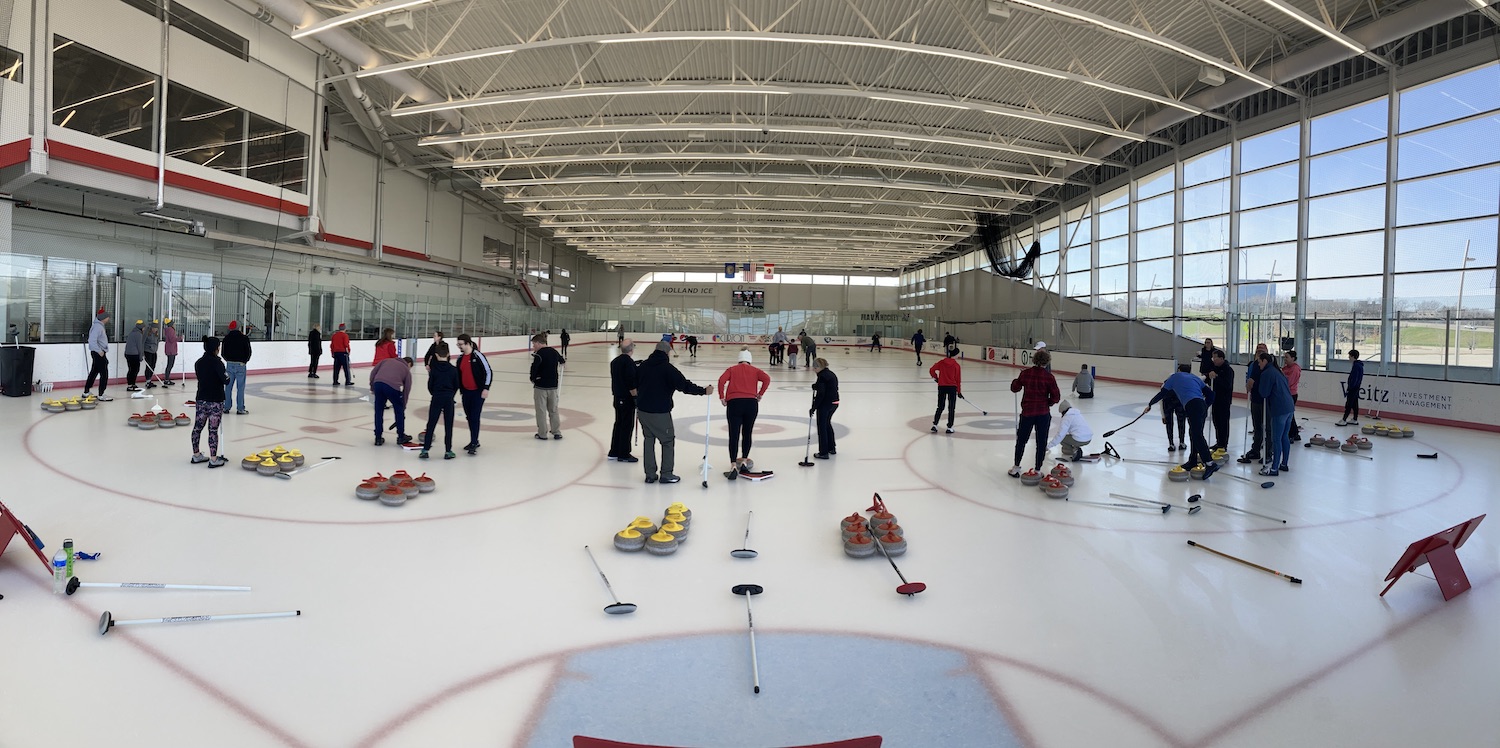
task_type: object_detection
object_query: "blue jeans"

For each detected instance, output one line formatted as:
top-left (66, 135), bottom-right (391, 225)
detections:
top-left (373, 382), bottom-right (406, 437)
top-left (1268, 413), bottom-right (1292, 470)
top-left (224, 362), bottom-right (247, 411)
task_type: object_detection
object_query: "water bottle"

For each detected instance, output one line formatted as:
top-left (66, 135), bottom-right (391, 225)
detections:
top-left (52, 549), bottom-right (68, 594)
top-left (63, 538), bottom-right (75, 579)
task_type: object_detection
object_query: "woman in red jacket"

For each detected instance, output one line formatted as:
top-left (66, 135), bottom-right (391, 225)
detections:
top-left (373, 327), bottom-right (397, 364)
top-left (717, 348), bottom-right (771, 478)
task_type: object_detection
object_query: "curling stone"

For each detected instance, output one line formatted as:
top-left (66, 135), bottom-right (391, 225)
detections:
top-left (1361, 424), bottom-right (1376, 435)
top-left (869, 508), bottom-right (897, 527)
top-left (1309, 434), bottom-right (1326, 446)
top-left (629, 517), bottom-right (658, 537)
top-left (614, 527), bottom-right (645, 552)
top-left (664, 511), bottom-right (689, 529)
top-left (256, 459), bottom-right (279, 476)
top-left (46, 401), bottom-right (65, 413)
top-left (81, 397), bottom-right (97, 410)
top-left (277, 455), bottom-right (297, 472)
top-left (156, 414), bottom-right (175, 428)
top-left (1052, 468), bottom-right (1075, 487)
top-left (1402, 427), bottom-right (1414, 438)
top-left (379, 486), bottom-right (406, 507)
top-left (1380, 424), bottom-right (1397, 437)
top-left (128, 414), bottom-right (142, 427)
top-left (661, 520), bottom-right (687, 543)
top-left (364, 473), bottom-right (389, 489)
top-left (64, 399), bottom-right (81, 411)
top-left (241, 455), bottom-right (261, 470)
top-left (666, 503), bottom-right (691, 522)
top-left (875, 531), bottom-right (907, 556)
top-left (1190, 463), bottom-right (1206, 480)
top-left (271, 446), bottom-right (288, 457)
top-left (1324, 439), bottom-right (1341, 449)
top-left (841, 512), bottom-right (865, 531)
top-left (413, 473), bottom-right (436, 493)
top-left (1357, 437), bottom-right (1372, 450)
top-left (1020, 469), bottom-right (1043, 486)
top-left (288, 450), bottom-right (305, 467)
top-left (355, 482), bottom-right (381, 500)
top-left (257, 450), bottom-right (275, 461)
top-left (175, 413), bottom-right (190, 427)
top-left (841, 520), bottom-right (868, 541)
top-left (396, 480), bottom-right (419, 499)
top-left (137, 415), bottom-right (158, 430)
top-left (1168, 465), bottom-right (1190, 482)
top-left (645, 530), bottom-right (678, 556)
top-left (843, 532), bottom-right (875, 558)
top-left (1042, 478), bottom-right (1069, 499)
top-left (872, 521), bottom-right (903, 538)
top-left (390, 470), bottom-right (413, 483)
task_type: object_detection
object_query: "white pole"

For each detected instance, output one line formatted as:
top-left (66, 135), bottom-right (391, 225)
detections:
top-left (100, 609), bottom-right (299, 635)
top-left (78, 582), bottom-right (250, 592)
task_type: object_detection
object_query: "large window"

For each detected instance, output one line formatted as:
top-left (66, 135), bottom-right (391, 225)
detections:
top-left (245, 112), bottom-right (309, 193)
top-left (52, 37), bottom-right (156, 151)
top-left (0, 45), bottom-right (23, 84)
top-left (165, 82), bottom-right (243, 169)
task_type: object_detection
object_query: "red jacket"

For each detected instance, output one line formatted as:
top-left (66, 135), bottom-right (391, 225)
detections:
top-left (373, 339), bottom-right (397, 363)
top-left (331, 330), bottom-right (350, 354)
top-left (929, 357), bottom-right (962, 391)
top-left (717, 363), bottom-right (771, 402)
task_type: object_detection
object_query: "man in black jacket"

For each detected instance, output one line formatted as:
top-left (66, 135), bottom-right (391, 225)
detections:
top-left (1197, 337), bottom-right (1223, 377)
top-left (609, 339), bottom-right (640, 463)
top-left (307, 323), bottom-right (323, 378)
top-left (635, 341), bottom-right (710, 484)
top-left (1205, 350), bottom-right (1235, 451)
top-left (530, 333), bottom-right (566, 440)
top-left (222, 320), bottom-right (252, 414)
top-left (455, 334), bottom-right (492, 455)
top-left (420, 342), bottom-right (460, 459)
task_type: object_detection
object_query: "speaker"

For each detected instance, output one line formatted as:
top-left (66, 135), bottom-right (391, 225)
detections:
top-left (0, 346), bottom-right (35, 397)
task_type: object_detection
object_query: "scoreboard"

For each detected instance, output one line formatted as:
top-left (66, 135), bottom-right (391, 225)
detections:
top-left (731, 289), bottom-right (765, 310)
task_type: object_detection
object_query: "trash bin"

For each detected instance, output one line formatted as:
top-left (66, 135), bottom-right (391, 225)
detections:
top-left (0, 346), bottom-right (35, 397)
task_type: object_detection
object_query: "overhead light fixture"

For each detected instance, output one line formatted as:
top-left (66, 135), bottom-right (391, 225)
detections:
top-left (1198, 66), bottom-right (1226, 86)
top-left (513, 138), bottom-right (535, 147)
top-left (290, 0), bottom-right (434, 39)
top-left (384, 10), bottom-right (415, 32)
top-left (890, 138), bottom-right (912, 147)
top-left (986, 0), bottom-right (1012, 20)
top-left (688, 131), bottom-right (707, 140)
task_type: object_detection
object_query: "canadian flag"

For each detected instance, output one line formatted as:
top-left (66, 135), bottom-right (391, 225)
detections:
top-left (763, 263), bottom-right (775, 280)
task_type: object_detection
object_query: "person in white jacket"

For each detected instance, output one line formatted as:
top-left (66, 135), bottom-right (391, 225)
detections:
top-left (1047, 399), bottom-right (1093, 461)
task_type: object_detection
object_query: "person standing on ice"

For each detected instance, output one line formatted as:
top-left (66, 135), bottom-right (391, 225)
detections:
top-left (635, 341), bottom-right (710, 485)
top-left (717, 348), bottom-right (771, 479)
top-left (1007, 349), bottom-right (1061, 476)
top-left (911, 329), bottom-right (926, 365)
top-left (608, 338), bottom-right (639, 463)
top-left (1147, 363), bottom-right (1217, 479)
top-left (85, 309), bottom-right (113, 400)
top-left (929, 347), bottom-right (963, 434)
top-left (1252, 352), bottom-right (1294, 477)
top-left (189, 336), bottom-right (228, 468)
top-left (160, 318), bottom-right (180, 386)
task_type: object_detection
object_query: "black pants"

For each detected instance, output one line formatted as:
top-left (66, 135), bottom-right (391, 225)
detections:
top-left (610, 396), bottom-right (636, 458)
top-left (804, 348), bottom-right (814, 367)
top-left (308, 352), bottom-right (320, 375)
top-left (1343, 389), bottom-right (1359, 420)
top-left (461, 389), bottom-right (486, 448)
top-left (1211, 393), bottom-right (1231, 449)
top-left (1289, 394), bottom-right (1300, 439)
top-left (726, 398), bottom-right (759, 461)
top-left (423, 396), bottom-right (456, 451)
top-left (1014, 413), bottom-right (1052, 469)
top-left (163, 353), bottom-right (177, 381)
top-left (817, 403), bottom-right (838, 454)
top-left (125, 354), bottom-right (141, 387)
top-left (143, 352), bottom-right (157, 382)
top-left (1182, 399), bottom-right (1212, 469)
top-left (915, 343), bottom-right (924, 363)
top-left (933, 386), bottom-right (957, 427)
top-left (1162, 406), bottom-right (1185, 444)
top-left (86, 352), bottom-right (109, 394)
top-left (1247, 397), bottom-right (1265, 456)
top-left (687, 341), bottom-right (697, 356)
top-left (332, 352), bottom-right (351, 384)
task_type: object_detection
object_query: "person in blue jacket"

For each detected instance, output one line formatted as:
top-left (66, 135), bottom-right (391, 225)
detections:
top-left (1146, 363), bottom-right (1217, 478)
top-left (1336, 349), bottom-right (1364, 426)
top-left (1253, 352), bottom-right (1295, 476)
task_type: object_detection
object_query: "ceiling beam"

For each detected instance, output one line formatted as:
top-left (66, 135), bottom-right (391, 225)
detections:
top-left (487, 173), bottom-right (1042, 201)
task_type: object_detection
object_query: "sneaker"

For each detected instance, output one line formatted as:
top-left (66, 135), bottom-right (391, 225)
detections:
top-left (145, 382), bottom-right (156, 389)
top-left (534, 434), bottom-right (548, 440)
top-left (466, 446), bottom-right (477, 456)
top-left (190, 454), bottom-right (209, 464)
top-left (374, 436), bottom-right (385, 446)
top-left (345, 383), bottom-right (354, 387)
top-left (724, 469), bottom-right (739, 480)
top-left (444, 451), bottom-right (456, 460)
top-left (1349, 420), bottom-right (1359, 425)
top-left (1073, 449), bottom-right (1085, 462)
top-left (1202, 462), bottom-right (1220, 480)
top-left (1167, 444), bottom-right (1178, 452)
top-left (96, 395), bottom-right (113, 401)
top-left (552, 433), bottom-right (563, 440)
top-left (397, 434), bottom-right (412, 445)
top-left (236, 410), bottom-right (248, 415)
top-left (207, 456), bottom-right (227, 468)
top-left (1279, 464), bottom-right (1289, 472)
top-left (419, 450), bottom-right (429, 459)
top-left (463, 442), bottom-right (480, 451)
top-left (1335, 420), bottom-right (1348, 427)
top-left (814, 453), bottom-right (830, 459)
top-left (1007, 466), bottom-right (1021, 478)
top-left (618, 455), bottom-right (639, 463)
top-left (1236, 453), bottom-right (1259, 464)
top-left (660, 475), bottom-right (681, 484)
top-left (645, 475), bottom-right (659, 484)
top-left (945, 427), bottom-right (954, 434)
top-left (930, 424), bottom-right (937, 433)
top-left (1258, 466), bottom-right (1279, 476)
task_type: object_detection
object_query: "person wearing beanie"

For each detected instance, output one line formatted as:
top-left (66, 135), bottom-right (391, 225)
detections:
top-left (798, 331), bottom-right (816, 368)
top-left (455, 333), bottom-right (492, 454)
top-left (1047, 399), bottom-right (1094, 461)
top-left (1147, 363), bottom-right (1217, 478)
top-left (307, 323), bottom-right (323, 378)
top-left (420, 342), bottom-right (460, 460)
top-left (161, 319), bottom-right (180, 386)
top-left (1071, 364), bottom-right (1094, 399)
top-left (1007, 349), bottom-right (1061, 476)
top-left (330, 323), bottom-right (352, 386)
top-left (529, 333), bottom-right (566, 440)
top-left (811, 357), bottom-right (840, 458)
top-left (221, 319), bottom-right (252, 414)
top-left (635, 340), bottom-right (710, 484)
top-left (85, 309), bottom-right (113, 400)
top-left (929, 346), bottom-right (963, 434)
top-left (190, 336), bottom-right (228, 468)
top-left (142, 321), bottom-right (160, 388)
top-left (124, 319), bottom-right (145, 391)
top-left (608, 338), bottom-right (640, 463)
top-left (716, 348), bottom-right (771, 478)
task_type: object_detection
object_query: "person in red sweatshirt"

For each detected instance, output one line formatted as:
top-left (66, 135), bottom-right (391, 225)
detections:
top-left (929, 347), bottom-right (962, 433)
top-left (373, 327), bottom-right (398, 364)
top-left (717, 348), bottom-right (772, 478)
top-left (1007, 349), bottom-right (1061, 476)
top-left (330, 323), bottom-right (352, 386)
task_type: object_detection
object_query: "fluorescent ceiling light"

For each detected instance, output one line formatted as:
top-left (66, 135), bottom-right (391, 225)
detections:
top-left (53, 80), bottom-right (155, 113)
top-left (502, 193), bottom-right (997, 213)
top-left (484, 174), bottom-right (1034, 201)
top-left (392, 86), bottom-right (788, 118)
top-left (358, 48), bottom-right (513, 77)
top-left (455, 152), bottom-right (1068, 185)
top-left (291, 0), bottom-right (434, 39)
top-left (1251, 0), bottom-right (1374, 58)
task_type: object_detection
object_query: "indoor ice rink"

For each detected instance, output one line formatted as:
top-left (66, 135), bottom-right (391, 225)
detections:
top-left (2, 0), bottom-right (1500, 746)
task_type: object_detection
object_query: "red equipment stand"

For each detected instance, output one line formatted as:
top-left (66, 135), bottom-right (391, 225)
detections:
top-left (574, 738), bottom-right (880, 748)
top-left (1380, 514), bottom-right (1485, 601)
top-left (0, 499), bottom-right (53, 574)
